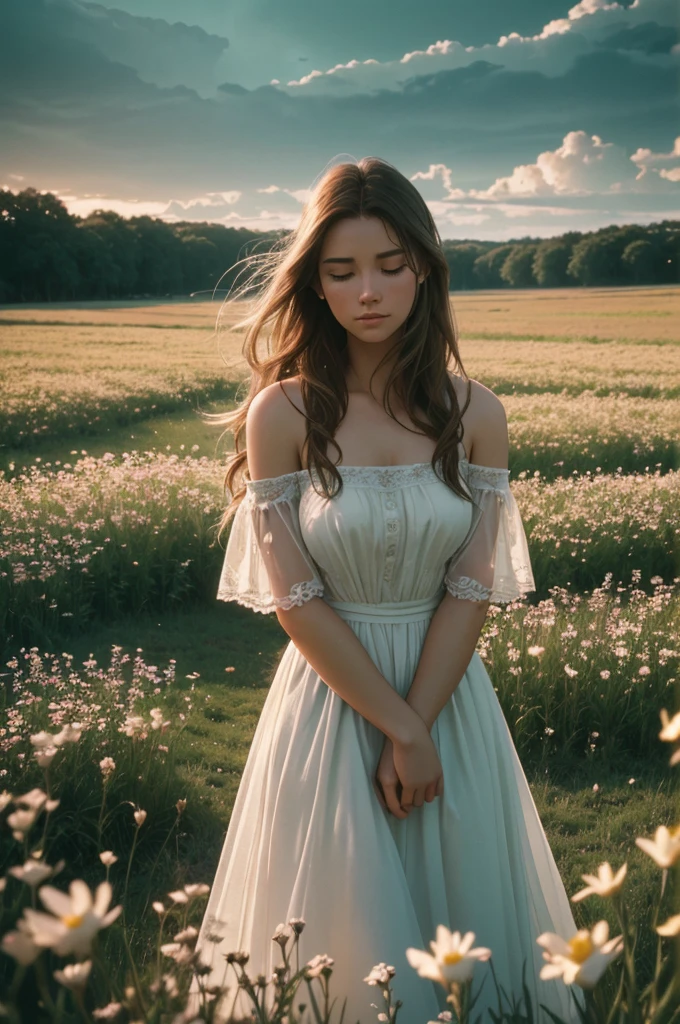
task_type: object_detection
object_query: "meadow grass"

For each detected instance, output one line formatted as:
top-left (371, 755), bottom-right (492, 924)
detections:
top-left (1, 288), bottom-right (679, 1021)
top-left (0, 605), bottom-right (677, 1015)
top-left (3, 287), bottom-right (680, 464)
top-left (3, 450), bottom-right (679, 656)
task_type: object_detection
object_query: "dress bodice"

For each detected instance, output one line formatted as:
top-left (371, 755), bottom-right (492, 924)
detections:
top-left (216, 447), bottom-right (535, 614)
top-left (298, 461), bottom-right (474, 605)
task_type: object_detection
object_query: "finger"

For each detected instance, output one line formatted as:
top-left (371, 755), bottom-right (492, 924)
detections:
top-left (411, 787), bottom-right (424, 809)
top-left (384, 781), bottom-right (409, 819)
top-left (436, 775), bottom-right (444, 798)
top-left (373, 779), bottom-right (388, 812)
top-left (400, 785), bottom-right (415, 812)
top-left (424, 782), bottom-right (436, 803)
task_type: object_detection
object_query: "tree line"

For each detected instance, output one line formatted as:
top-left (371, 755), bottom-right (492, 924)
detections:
top-left (1, 186), bottom-right (678, 303)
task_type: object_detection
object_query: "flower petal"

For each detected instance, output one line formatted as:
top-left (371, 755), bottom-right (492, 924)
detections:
top-left (405, 948), bottom-right (444, 984)
top-left (36, 886), bottom-right (72, 918)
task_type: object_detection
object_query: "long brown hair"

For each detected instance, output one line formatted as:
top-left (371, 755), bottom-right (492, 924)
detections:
top-left (207, 156), bottom-right (473, 545)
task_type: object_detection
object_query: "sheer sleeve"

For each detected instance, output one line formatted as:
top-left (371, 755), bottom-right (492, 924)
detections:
top-left (216, 470), bottom-right (324, 614)
top-left (444, 463), bottom-right (535, 604)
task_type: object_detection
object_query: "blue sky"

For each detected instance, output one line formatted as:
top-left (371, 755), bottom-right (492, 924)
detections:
top-left (2, 0), bottom-right (679, 239)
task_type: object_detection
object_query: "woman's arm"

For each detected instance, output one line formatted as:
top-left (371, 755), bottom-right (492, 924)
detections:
top-left (245, 383), bottom-right (427, 749)
top-left (404, 596), bottom-right (490, 731)
top-left (404, 384), bottom-right (509, 730)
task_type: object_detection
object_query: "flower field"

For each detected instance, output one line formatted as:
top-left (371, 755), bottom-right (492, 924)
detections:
top-left (0, 286), bottom-right (678, 1022)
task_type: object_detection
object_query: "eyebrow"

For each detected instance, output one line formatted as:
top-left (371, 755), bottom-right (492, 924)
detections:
top-left (321, 248), bottom-right (405, 264)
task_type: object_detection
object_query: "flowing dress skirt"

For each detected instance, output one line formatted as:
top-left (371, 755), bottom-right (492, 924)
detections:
top-left (190, 595), bottom-right (585, 1024)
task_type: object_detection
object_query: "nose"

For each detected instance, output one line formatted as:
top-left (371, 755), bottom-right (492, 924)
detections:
top-left (358, 273), bottom-right (382, 303)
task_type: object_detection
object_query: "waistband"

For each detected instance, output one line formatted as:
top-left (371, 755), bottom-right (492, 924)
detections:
top-left (324, 592), bottom-right (443, 623)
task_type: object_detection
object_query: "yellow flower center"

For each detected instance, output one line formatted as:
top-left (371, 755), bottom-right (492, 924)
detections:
top-left (567, 933), bottom-right (593, 963)
top-left (442, 951), bottom-right (464, 965)
top-left (62, 914), bottom-right (85, 929)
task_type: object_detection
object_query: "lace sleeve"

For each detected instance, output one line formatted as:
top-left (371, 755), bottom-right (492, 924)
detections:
top-left (444, 463), bottom-right (535, 605)
top-left (216, 471), bottom-right (324, 614)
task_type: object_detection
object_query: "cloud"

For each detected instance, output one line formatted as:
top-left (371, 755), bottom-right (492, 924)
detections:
top-left (54, 193), bottom-right (170, 218)
top-left (255, 185), bottom-right (314, 204)
top-left (409, 164), bottom-right (466, 201)
top-left (2, 0), bottom-right (677, 243)
top-left (631, 137), bottom-right (680, 181)
top-left (470, 131), bottom-right (635, 197)
top-left (21, 0), bottom-right (230, 96)
top-left (410, 131), bottom-right (680, 205)
top-left (281, 0), bottom-right (679, 96)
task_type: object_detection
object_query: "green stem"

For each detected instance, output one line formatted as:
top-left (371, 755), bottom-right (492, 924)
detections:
top-left (33, 953), bottom-right (58, 1016)
top-left (96, 779), bottom-right (109, 850)
top-left (54, 985), bottom-right (67, 1023)
top-left (140, 812), bottom-right (181, 919)
top-left (72, 987), bottom-right (92, 1024)
top-left (120, 822), bottom-right (146, 1017)
top-left (613, 894), bottom-right (640, 1024)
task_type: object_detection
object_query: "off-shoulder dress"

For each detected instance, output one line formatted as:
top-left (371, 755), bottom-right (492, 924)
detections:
top-left (190, 438), bottom-right (584, 1024)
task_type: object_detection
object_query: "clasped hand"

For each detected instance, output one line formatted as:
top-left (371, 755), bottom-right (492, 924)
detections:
top-left (373, 719), bottom-right (444, 819)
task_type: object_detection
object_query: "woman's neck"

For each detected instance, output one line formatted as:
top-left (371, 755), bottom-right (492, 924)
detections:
top-left (344, 341), bottom-right (401, 401)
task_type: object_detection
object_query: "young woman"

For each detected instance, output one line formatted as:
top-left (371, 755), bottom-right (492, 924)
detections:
top-left (191, 157), bottom-right (584, 1023)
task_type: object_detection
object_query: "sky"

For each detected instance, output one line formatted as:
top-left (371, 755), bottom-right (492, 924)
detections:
top-left (2, 0), bottom-right (679, 241)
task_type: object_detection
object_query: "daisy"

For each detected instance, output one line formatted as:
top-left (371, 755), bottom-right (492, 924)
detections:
top-left (571, 861), bottom-right (627, 902)
top-left (23, 879), bottom-right (122, 957)
top-left (635, 825), bottom-right (680, 869)
top-left (537, 920), bottom-right (623, 988)
top-left (406, 925), bottom-right (492, 986)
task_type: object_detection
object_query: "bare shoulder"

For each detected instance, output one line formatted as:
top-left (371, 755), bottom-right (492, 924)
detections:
top-left (245, 377), bottom-right (307, 480)
top-left (448, 372), bottom-right (508, 469)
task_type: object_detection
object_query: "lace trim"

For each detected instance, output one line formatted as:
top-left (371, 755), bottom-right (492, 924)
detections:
top-left (246, 473), bottom-right (300, 505)
top-left (463, 462), bottom-right (510, 490)
top-left (217, 564), bottom-right (324, 613)
top-left (273, 578), bottom-right (324, 610)
top-left (242, 458), bottom-right (511, 499)
top-left (445, 570), bottom-right (535, 604)
top-left (308, 461), bottom-right (441, 490)
top-left (445, 576), bottom-right (493, 602)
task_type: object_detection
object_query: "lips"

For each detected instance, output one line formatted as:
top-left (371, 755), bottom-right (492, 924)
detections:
top-left (357, 314), bottom-right (387, 320)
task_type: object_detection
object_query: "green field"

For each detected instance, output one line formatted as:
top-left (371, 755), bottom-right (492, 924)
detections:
top-left (1, 287), bottom-right (679, 1022)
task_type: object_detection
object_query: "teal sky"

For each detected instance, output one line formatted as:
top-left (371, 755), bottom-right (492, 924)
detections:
top-left (2, 0), bottom-right (679, 239)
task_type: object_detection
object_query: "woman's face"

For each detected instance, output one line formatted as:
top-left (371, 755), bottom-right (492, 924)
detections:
top-left (316, 215), bottom-right (423, 345)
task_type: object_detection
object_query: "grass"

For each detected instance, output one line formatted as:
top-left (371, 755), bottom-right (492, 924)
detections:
top-left (1, 287), bottom-right (679, 1021)
top-left (1, 602), bottom-right (676, 1014)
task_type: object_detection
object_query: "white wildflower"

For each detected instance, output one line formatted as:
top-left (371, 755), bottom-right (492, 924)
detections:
top-left (23, 879), bottom-right (122, 957)
top-left (406, 925), bottom-right (492, 986)
top-left (635, 825), bottom-right (680, 869)
top-left (54, 960), bottom-right (92, 990)
top-left (571, 862), bottom-right (627, 903)
top-left (537, 920), bottom-right (623, 988)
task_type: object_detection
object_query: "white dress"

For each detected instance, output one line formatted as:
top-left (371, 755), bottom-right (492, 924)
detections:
top-left (190, 440), bottom-right (584, 1024)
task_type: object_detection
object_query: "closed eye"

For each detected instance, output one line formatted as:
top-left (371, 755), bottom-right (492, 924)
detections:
top-left (329, 266), bottom-right (407, 281)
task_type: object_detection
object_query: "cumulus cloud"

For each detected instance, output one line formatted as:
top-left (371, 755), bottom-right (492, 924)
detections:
top-left (282, 0), bottom-right (678, 96)
top-left (471, 131), bottom-right (634, 198)
top-left (409, 165), bottom-right (466, 201)
top-left (3, 0), bottom-right (677, 241)
top-left (411, 131), bottom-right (680, 203)
top-left (631, 137), bottom-right (680, 181)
